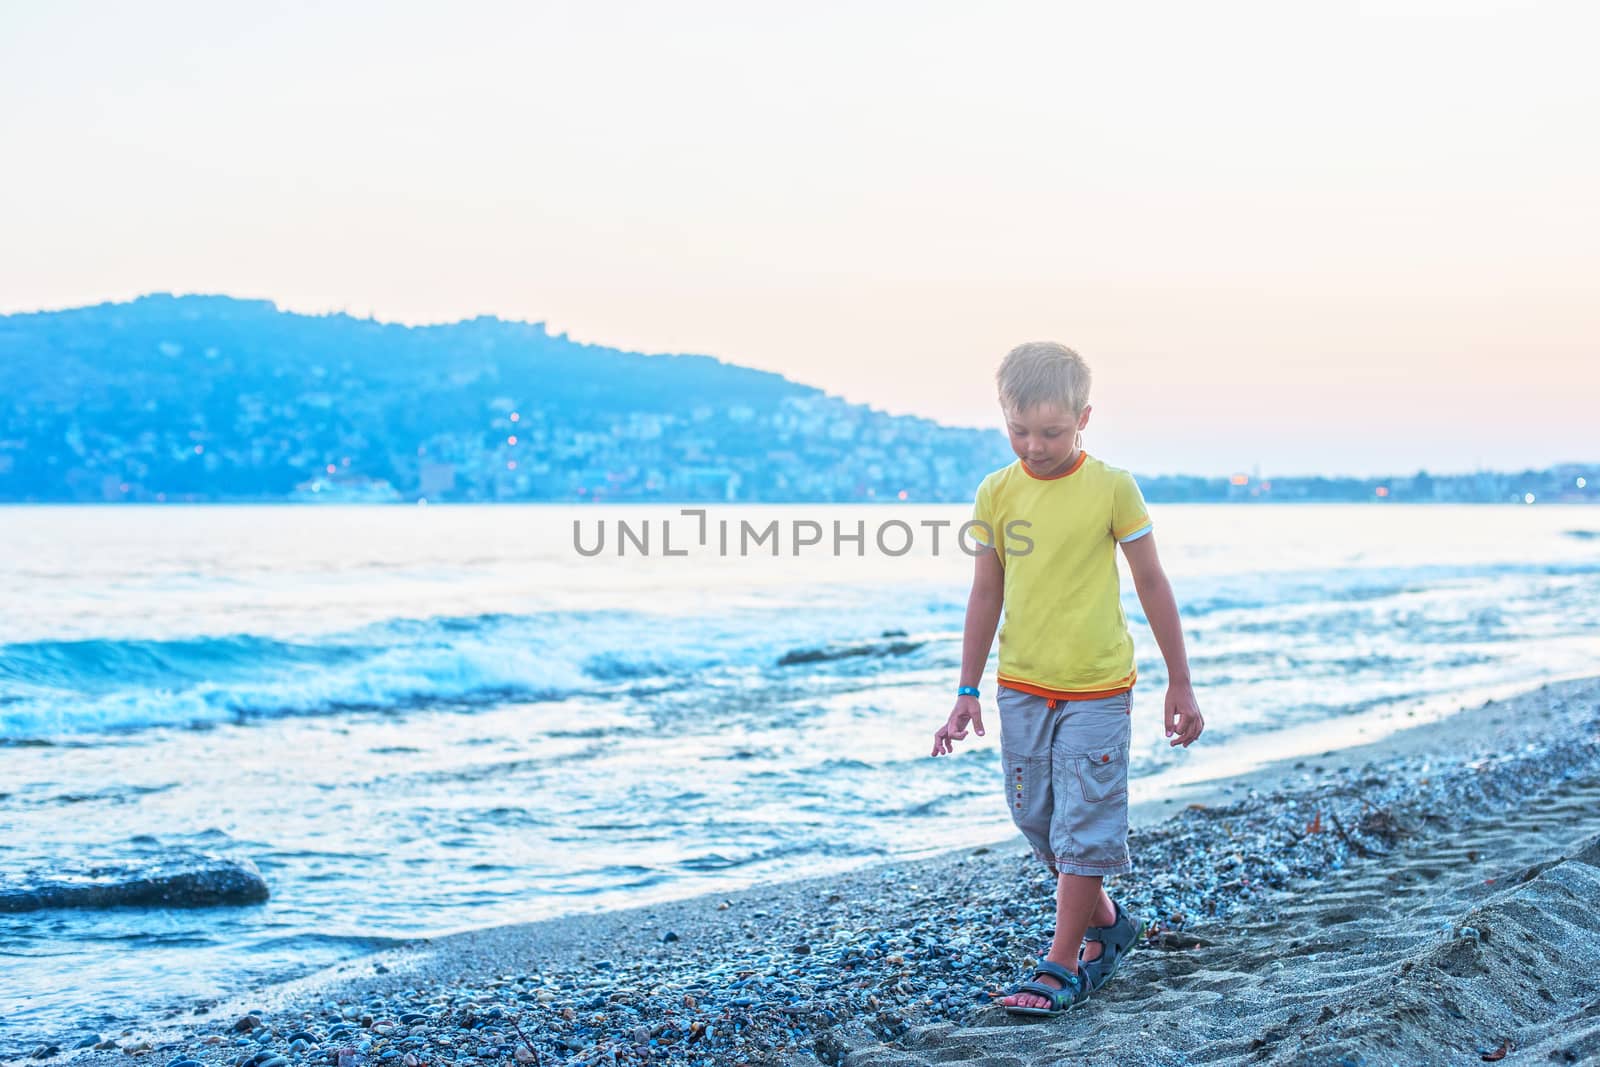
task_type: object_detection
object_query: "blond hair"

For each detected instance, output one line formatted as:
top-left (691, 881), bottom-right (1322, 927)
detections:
top-left (996, 341), bottom-right (1091, 414)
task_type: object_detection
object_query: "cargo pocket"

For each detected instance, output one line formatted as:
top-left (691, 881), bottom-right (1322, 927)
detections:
top-left (1076, 747), bottom-right (1128, 804)
top-left (1001, 746), bottom-right (1053, 850)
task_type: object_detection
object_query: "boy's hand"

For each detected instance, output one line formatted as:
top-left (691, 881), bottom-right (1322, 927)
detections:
top-left (1165, 682), bottom-right (1204, 747)
top-left (931, 695), bottom-right (986, 756)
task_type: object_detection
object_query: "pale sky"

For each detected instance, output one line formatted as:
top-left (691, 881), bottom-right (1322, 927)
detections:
top-left (2, 0), bottom-right (1596, 475)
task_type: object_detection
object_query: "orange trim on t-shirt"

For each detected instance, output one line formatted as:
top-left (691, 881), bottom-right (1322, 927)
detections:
top-left (997, 671), bottom-right (1136, 702)
top-left (1019, 450), bottom-right (1088, 481)
top-left (1114, 518), bottom-right (1154, 541)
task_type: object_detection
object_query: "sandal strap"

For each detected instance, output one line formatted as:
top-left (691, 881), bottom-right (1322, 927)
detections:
top-left (1084, 901), bottom-right (1135, 948)
top-left (1015, 980), bottom-right (1074, 1007)
top-left (1031, 959), bottom-right (1077, 984)
top-left (1013, 960), bottom-right (1082, 1006)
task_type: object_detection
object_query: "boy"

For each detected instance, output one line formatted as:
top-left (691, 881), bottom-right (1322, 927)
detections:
top-left (930, 341), bottom-right (1203, 1017)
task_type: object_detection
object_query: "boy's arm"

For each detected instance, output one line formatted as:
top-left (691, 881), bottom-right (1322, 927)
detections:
top-left (931, 545), bottom-right (1004, 756)
top-left (1119, 532), bottom-right (1205, 747)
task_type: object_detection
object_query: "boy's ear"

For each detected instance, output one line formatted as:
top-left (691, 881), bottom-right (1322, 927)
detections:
top-left (1078, 404), bottom-right (1093, 431)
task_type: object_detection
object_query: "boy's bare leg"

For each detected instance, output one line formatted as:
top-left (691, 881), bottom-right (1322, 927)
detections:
top-left (1003, 873), bottom-right (1115, 1009)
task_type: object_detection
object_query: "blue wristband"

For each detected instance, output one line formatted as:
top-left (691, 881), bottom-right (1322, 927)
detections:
top-left (957, 686), bottom-right (980, 698)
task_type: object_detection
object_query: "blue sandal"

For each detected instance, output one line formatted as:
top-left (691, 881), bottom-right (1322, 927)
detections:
top-left (1001, 959), bottom-right (1089, 1018)
top-left (1079, 899), bottom-right (1141, 992)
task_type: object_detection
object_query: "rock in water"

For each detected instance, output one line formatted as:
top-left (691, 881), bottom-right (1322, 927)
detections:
top-left (0, 855), bottom-right (270, 911)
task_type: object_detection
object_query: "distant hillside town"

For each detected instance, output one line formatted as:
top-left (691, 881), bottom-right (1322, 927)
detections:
top-left (0, 294), bottom-right (1592, 506)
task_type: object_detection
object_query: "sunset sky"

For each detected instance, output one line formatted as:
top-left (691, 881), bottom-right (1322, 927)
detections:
top-left (3, 1), bottom-right (1596, 475)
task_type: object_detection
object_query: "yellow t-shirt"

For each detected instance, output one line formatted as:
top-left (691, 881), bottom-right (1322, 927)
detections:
top-left (970, 452), bottom-right (1152, 699)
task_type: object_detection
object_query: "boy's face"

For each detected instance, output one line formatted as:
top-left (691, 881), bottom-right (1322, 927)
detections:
top-left (1003, 401), bottom-right (1091, 478)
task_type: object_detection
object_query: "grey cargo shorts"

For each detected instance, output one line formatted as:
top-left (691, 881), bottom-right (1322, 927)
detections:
top-left (997, 684), bottom-right (1134, 877)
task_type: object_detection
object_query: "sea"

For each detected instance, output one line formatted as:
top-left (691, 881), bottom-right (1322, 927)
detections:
top-left (2, 502), bottom-right (1598, 1052)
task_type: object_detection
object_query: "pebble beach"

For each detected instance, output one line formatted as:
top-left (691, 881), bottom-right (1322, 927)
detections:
top-left (24, 675), bottom-right (1600, 1067)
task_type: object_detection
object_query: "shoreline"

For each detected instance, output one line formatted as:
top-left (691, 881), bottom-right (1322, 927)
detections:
top-left (33, 675), bottom-right (1600, 1067)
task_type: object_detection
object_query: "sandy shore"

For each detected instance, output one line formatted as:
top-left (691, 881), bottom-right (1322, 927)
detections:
top-left (37, 676), bottom-right (1600, 1067)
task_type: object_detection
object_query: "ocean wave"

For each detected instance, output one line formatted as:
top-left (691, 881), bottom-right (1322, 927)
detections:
top-left (9, 555), bottom-right (1591, 742)
top-left (0, 601), bottom-right (920, 740)
top-left (582, 649), bottom-right (726, 680)
top-left (0, 615), bottom-right (605, 740)
top-left (0, 634), bottom-right (367, 693)
top-left (245, 932), bottom-right (423, 953)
